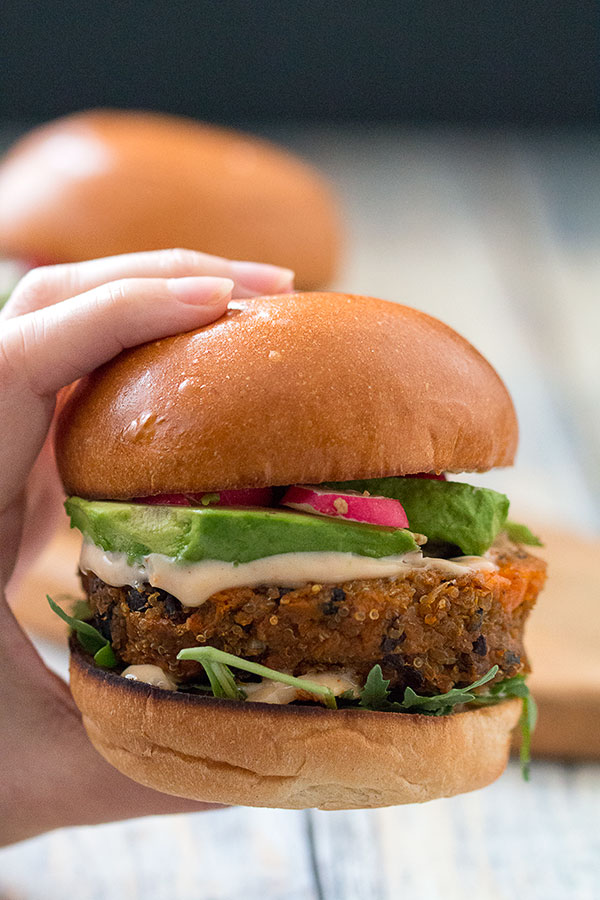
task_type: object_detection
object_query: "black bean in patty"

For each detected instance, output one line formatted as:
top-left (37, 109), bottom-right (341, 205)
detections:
top-left (126, 588), bottom-right (150, 613)
top-left (321, 586), bottom-right (347, 615)
top-left (472, 634), bottom-right (487, 656)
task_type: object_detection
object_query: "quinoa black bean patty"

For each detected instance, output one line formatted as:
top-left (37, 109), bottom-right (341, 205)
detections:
top-left (84, 539), bottom-right (545, 695)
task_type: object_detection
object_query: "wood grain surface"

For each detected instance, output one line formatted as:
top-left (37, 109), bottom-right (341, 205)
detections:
top-left (2, 125), bottom-right (599, 900)
top-left (525, 527), bottom-right (600, 758)
top-left (1, 763), bottom-right (598, 900)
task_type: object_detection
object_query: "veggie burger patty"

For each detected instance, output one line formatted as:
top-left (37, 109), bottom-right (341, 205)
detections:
top-left (84, 537), bottom-right (545, 696)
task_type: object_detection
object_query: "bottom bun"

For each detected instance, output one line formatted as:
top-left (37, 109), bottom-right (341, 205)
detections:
top-left (70, 644), bottom-right (522, 810)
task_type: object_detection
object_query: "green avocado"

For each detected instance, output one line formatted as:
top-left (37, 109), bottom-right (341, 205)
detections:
top-left (325, 478), bottom-right (509, 556)
top-left (65, 497), bottom-right (419, 564)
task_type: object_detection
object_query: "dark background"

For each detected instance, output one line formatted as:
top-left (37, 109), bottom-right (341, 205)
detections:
top-left (1, 0), bottom-right (597, 126)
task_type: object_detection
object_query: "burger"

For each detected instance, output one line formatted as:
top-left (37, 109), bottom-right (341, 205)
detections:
top-left (51, 292), bottom-right (546, 810)
top-left (0, 109), bottom-right (340, 305)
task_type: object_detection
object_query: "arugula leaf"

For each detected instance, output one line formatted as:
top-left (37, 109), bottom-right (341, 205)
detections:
top-left (47, 595), bottom-right (117, 668)
top-left (338, 689), bottom-right (358, 702)
top-left (510, 692), bottom-right (537, 780)
top-left (93, 643), bottom-right (118, 667)
top-left (359, 664), bottom-right (498, 715)
top-left (469, 673), bottom-right (528, 701)
top-left (358, 665), bottom-right (391, 709)
top-left (70, 598), bottom-right (93, 620)
top-left (470, 673), bottom-right (537, 780)
top-left (518, 691), bottom-right (537, 781)
top-left (202, 659), bottom-right (245, 701)
top-left (399, 666), bottom-right (499, 715)
top-left (177, 647), bottom-right (337, 709)
top-left (504, 521), bottom-right (543, 546)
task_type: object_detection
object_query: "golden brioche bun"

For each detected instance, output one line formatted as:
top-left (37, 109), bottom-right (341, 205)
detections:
top-left (70, 643), bottom-right (521, 810)
top-left (56, 292), bottom-right (518, 499)
top-left (0, 109), bottom-right (340, 289)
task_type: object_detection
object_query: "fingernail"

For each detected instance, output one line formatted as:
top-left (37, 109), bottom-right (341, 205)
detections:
top-left (229, 261), bottom-right (295, 294)
top-left (168, 277), bottom-right (233, 305)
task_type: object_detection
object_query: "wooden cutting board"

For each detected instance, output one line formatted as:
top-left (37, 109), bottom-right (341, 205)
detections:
top-left (10, 521), bottom-right (600, 759)
top-left (9, 518), bottom-right (84, 643)
top-left (520, 526), bottom-right (600, 759)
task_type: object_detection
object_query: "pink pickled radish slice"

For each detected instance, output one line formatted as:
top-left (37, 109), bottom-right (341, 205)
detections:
top-left (134, 487), bottom-right (274, 507)
top-left (405, 472), bottom-right (446, 480)
top-left (281, 485), bottom-right (409, 528)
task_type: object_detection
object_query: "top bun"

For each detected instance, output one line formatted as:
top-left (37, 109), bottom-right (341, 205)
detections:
top-left (56, 293), bottom-right (518, 498)
top-left (0, 109), bottom-right (339, 289)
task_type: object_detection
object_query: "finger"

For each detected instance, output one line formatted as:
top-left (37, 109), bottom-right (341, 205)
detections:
top-left (0, 275), bottom-right (232, 516)
top-left (2, 248), bottom-right (294, 319)
top-left (2, 275), bottom-right (233, 397)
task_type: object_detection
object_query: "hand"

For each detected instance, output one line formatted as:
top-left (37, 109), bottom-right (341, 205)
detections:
top-left (0, 249), bottom-right (294, 846)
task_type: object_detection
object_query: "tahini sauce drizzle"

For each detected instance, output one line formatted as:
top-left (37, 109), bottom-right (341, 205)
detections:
top-left (80, 540), bottom-right (497, 608)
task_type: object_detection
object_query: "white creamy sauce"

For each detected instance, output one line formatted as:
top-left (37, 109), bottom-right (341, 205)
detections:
top-left (118, 663), bottom-right (360, 702)
top-left (121, 664), bottom-right (178, 691)
top-left (79, 540), bottom-right (498, 609)
top-left (243, 671), bottom-right (360, 705)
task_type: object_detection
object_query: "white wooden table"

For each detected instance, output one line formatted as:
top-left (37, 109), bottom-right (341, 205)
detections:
top-left (1, 126), bottom-right (599, 899)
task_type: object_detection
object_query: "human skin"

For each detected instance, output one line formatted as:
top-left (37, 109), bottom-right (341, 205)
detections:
top-left (0, 249), bottom-right (294, 846)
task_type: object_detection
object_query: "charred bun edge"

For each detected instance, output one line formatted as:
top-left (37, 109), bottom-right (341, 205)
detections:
top-left (70, 641), bottom-right (522, 810)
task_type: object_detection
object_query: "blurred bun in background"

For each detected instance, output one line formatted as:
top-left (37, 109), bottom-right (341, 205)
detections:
top-left (0, 109), bottom-right (341, 289)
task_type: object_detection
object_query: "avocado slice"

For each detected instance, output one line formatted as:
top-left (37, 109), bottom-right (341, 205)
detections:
top-left (65, 497), bottom-right (419, 564)
top-left (325, 478), bottom-right (509, 556)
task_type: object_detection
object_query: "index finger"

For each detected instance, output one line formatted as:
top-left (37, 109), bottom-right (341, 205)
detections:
top-left (1, 248), bottom-right (294, 320)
